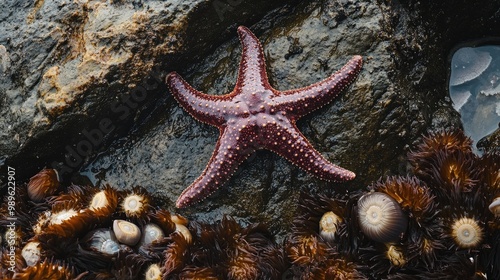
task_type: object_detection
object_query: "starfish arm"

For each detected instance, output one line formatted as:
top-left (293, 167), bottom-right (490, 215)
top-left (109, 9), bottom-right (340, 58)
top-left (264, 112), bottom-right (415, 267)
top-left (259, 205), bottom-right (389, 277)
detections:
top-left (235, 26), bottom-right (271, 93)
top-left (273, 55), bottom-right (363, 120)
top-left (175, 124), bottom-right (257, 208)
top-left (166, 72), bottom-right (231, 127)
top-left (263, 120), bottom-right (355, 182)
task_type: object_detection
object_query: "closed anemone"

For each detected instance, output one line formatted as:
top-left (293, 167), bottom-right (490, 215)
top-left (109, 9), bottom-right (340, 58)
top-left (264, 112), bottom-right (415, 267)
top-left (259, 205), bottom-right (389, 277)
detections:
top-left (86, 228), bottom-right (121, 256)
top-left (113, 219), bottom-right (141, 246)
top-left (357, 192), bottom-right (408, 243)
top-left (140, 223), bottom-right (165, 246)
top-left (145, 263), bottom-right (163, 280)
top-left (451, 217), bottom-right (483, 249)
top-left (319, 211), bottom-right (342, 242)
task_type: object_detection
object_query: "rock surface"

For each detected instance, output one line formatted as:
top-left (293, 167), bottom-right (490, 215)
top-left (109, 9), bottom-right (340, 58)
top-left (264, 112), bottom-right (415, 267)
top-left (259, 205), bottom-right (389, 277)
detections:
top-left (0, 0), bottom-right (295, 179)
top-left (2, 0), bottom-right (500, 237)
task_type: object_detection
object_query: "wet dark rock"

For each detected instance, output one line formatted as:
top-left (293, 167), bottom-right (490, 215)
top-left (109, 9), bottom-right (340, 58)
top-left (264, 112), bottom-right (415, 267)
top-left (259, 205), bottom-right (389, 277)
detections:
top-left (2, 0), bottom-right (500, 238)
top-left (0, 0), bottom-right (296, 180)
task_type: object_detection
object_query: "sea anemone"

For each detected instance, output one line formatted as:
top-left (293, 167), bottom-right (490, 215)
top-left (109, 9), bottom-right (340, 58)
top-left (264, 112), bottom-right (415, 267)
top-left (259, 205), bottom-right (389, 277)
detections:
top-left (408, 129), bottom-right (473, 160)
top-left (149, 209), bottom-right (177, 236)
top-left (311, 257), bottom-right (367, 280)
top-left (163, 231), bottom-right (191, 277)
top-left (357, 192), bottom-right (408, 243)
top-left (113, 219), bottom-right (142, 246)
top-left (139, 223), bottom-right (165, 247)
top-left (144, 263), bottom-right (162, 280)
top-left (371, 176), bottom-right (445, 267)
top-left (27, 168), bottom-right (60, 202)
top-left (165, 216), bottom-right (284, 279)
top-left (41, 201), bottom-right (93, 238)
top-left (87, 185), bottom-right (119, 221)
top-left (119, 186), bottom-right (152, 224)
top-left (372, 176), bottom-right (436, 228)
top-left (84, 228), bottom-right (124, 257)
top-left (319, 211), bottom-right (342, 242)
top-left (9, 259), bottom-right (86, 280)
top-left (286, 232), bottom-right (331, 267)
top-left (438, 182), bottom-right (487, 251)
top-left (450, 217), bottom-right (483, 249)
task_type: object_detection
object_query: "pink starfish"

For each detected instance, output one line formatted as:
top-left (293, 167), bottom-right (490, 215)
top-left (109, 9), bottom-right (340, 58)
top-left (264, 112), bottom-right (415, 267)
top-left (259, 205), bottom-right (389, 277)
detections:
top-left (167, 26), bottom-right (362, 208)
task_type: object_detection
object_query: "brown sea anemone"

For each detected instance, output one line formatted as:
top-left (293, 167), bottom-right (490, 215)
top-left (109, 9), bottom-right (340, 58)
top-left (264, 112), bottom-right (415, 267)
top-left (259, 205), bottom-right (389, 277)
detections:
top-left (149, 209), bottom-right (176, 236)
top-left (357, 192), bottom-right (408, 243)
top-left (86, 185), bottom-right (119, 220)
top-left (10, 259), bottom-right (86, 280)
top-left (41, 201), bottom-right (93, 238)
top-left (286, 232), bottom-right (331, 267)
top-left (310, 256), bottom-right (367, 280)
top-left (166, 216), bottom-right (284, 279)
top-left (27, 168), bottom-right (60, 202)
top-left (358, 243), bottom-right (409, 278)
top-left (372, 176), bottom-right (436, 224)
top-left (163, 231), bottom-right (191, 277)
top-left (408, 129), bottom-right (473, 160)
top-left (119, 186), bottom-right (152, 223)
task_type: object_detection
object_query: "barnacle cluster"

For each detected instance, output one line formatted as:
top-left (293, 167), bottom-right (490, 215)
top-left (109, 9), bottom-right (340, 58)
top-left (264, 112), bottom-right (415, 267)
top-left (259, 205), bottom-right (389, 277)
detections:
top-left (286, 129), bottom-right (499, 279)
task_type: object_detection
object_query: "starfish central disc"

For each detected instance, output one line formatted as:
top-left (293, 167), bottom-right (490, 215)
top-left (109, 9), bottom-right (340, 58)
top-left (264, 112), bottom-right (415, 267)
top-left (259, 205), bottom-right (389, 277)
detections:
top-left (166, 26), bottom-right (363, 208)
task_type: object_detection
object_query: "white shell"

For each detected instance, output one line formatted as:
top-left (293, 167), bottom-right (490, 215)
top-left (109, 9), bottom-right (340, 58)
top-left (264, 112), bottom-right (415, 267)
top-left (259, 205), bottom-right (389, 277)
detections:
top-left (21, 241), bottom-right (41, 267)
top-left (113, 219), bottom-right (141, 246)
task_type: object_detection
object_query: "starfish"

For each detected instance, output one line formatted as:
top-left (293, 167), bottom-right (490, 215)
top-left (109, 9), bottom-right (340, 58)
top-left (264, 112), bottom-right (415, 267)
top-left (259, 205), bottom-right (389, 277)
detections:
top-left (166, 26), bottom-right (362, 208)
